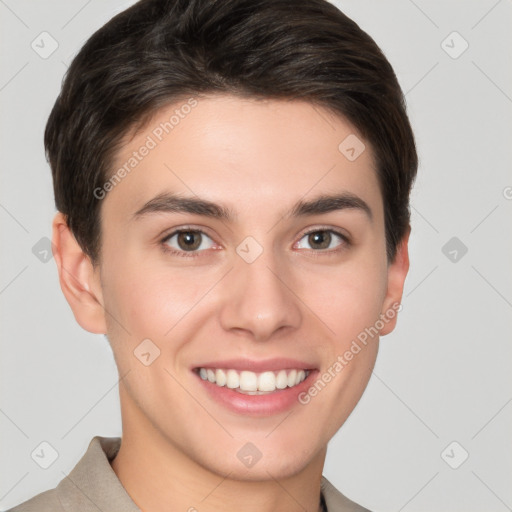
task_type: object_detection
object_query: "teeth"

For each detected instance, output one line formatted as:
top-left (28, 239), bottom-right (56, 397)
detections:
top-left (287, 369), bottom-right (297, 387)
top-left (276, 370), bottom-right (288, 389)
top-left (240, 371), bottom-right (258, 391)
top-left (226, 369), bottom-right (239, 389)
top-left (198, 367), bottom-right (310, 392)
top-left (215, 369), bottom-right (227, 387)
top-left (258, 371), bottom-right (276, 392)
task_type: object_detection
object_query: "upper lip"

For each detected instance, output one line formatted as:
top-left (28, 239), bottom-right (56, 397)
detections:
top-left (193, 358), bottom-right (317, 373)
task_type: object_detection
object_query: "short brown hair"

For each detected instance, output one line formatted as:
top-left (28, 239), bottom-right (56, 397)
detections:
top-left (45, 0), bottom-right (417, 263)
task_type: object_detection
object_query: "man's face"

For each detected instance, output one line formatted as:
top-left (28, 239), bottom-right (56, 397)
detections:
top-left (93, 95), bottom-right (405, 479)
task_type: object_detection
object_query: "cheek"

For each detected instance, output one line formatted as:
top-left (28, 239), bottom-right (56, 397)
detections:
top-left (102, 257), bottom-right (215, 341)
top-left (309, 258), bottom-right (388, 343)
top-left (298, 262), bottom-right (386, 433)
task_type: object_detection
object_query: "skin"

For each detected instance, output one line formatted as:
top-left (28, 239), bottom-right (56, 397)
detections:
top-left (52, 95), bottom-right (410, 512)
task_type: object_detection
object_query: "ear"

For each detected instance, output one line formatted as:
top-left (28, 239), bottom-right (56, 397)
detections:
top-left (379, 226), bottom-right (411, 336)
top-left (52, 212), bottom-right (107, 334)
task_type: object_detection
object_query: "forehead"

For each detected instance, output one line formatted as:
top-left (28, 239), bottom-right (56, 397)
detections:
top-left (103, 94), bottom-right (383, 224)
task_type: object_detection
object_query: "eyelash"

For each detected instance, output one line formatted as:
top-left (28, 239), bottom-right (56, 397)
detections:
top-left (160, 226), bottom-right (351, 258)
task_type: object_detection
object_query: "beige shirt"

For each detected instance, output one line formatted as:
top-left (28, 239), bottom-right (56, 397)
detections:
top-left (8, 437), bottom-right (370, 512)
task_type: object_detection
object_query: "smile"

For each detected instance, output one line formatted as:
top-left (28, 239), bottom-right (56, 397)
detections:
top-left (197, 368), bottom-right (310, 394)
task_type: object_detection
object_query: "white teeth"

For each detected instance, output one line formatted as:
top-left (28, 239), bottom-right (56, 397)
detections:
top-left (215, 369), bottom-right (227, 387)
top-left (198, 367), bottom-right (309, 392)
top-left (276, 370), bottom-right (288, 389)
top-left (239, 371), bottom-right (258, 391)
top-left (226, 369), bottom-right (239, 389)
top-left (258, 371), bottom-right (276, 392)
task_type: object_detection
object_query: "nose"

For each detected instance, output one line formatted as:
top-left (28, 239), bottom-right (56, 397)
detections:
top-left (218, 246), bottom-right (302, 341)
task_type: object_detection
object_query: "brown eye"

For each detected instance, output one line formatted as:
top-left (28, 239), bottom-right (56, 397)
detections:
top-left (177, 231), bottom-right (202, 251)
top-left (308, 231), bottom-right (332, 250)
top-left (164, 229), bottom-right (215, 253)
top-left (295, 229), bottom-right (347, 251)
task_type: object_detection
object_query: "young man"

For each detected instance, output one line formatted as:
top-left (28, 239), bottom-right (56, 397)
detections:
top-left (9, 0), bottom-right (416, 510)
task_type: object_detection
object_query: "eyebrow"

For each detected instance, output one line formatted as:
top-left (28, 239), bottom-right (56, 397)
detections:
top-left (133, 191), bottom-right (372, 222)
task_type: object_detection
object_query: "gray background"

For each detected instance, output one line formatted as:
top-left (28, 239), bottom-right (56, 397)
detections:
top-left (1, 1), bottom-right (511, 511)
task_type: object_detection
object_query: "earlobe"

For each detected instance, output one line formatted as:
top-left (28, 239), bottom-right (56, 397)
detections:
top-left (379, 226), bottom-right (411, 336)
top-left (52, 212), bottom-right (107, 334)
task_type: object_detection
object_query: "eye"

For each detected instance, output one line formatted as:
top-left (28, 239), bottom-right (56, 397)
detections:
top-left (295, 229), bottom-right (348, 252)
top-left (162, 229), bottom-right (216, 255)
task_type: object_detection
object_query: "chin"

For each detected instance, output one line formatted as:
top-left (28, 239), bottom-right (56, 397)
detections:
top-left (196, 437), bottom-right (322, 482)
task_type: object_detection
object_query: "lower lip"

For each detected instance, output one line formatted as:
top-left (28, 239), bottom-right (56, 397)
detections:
top-left (194, 370), bottom-right (318, 416)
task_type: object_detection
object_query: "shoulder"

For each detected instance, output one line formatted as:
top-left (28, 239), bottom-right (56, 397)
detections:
top-left (6, 488), bottom-right (64, 512)
top-left (321, 476), bottom-right (372, 512)
top-left (5, 436), bottom-right (137, 512)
